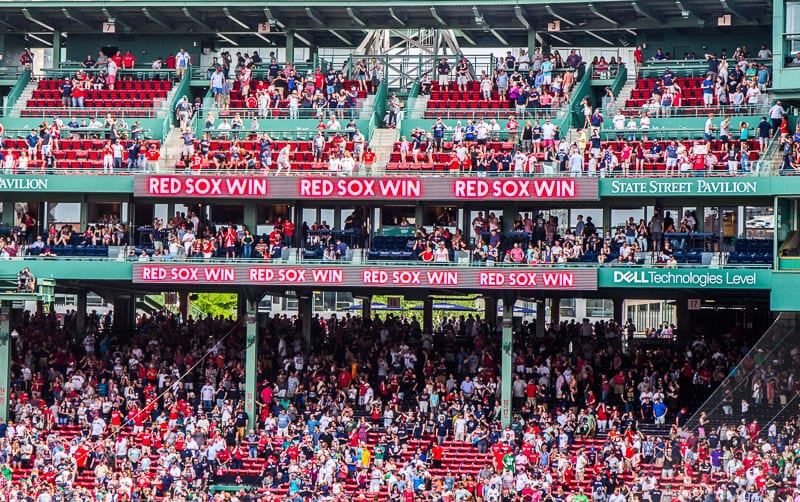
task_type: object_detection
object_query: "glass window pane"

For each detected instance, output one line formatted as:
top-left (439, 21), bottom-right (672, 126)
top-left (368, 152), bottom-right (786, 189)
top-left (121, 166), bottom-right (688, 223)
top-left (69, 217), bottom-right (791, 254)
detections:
top-left (47, 202), bottom-right (81, 225)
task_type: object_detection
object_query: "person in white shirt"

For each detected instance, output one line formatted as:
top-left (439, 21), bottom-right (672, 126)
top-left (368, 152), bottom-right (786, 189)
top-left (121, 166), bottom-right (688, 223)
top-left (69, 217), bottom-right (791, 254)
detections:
top-left (514, 151), bottom-right (527, 174)
top-left (328, 155), bottom-right (341, 175)
top-left (175, 48), bottom-right (191, 80)
top-left (613, 111), bottom-right (626, 131)
top-left (434, 243), bottom-right (449, 262)
top-left (276, 144), bottom-right (292, 175)
top-left (181, 229), bottom-right (196, 255)
top-left (569, 149), bottom-right (583, 177)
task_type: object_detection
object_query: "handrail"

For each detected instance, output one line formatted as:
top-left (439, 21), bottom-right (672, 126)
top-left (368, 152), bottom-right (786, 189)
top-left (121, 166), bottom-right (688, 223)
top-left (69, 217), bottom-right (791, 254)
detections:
top-left (420, 107), bottom-right (567, 121)
top-left (0, 127), bottom-right (154, 141)
top-left (3, 68), bottom-right (31, 117)
top-left (165, 73), bottom-right (190, 137)
top-left (612, 104), bottom-right (771, 118)
top-left (18, 107), bottom-right (160, 119)
top-left (10, 254), bottom-right (777, 269)
top-left (7, 166), bottom-right (788, 177)
top-left (46, 67), bottom-right (176, 80)
top-left (199, 106), bottom-right (369, 121)
top-left (637, 58), bottom-right (772, 78)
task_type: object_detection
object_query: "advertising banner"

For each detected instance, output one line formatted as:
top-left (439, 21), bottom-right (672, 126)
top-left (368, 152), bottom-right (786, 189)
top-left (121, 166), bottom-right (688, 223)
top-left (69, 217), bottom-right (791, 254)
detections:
top-left (600, 179), bottom-right (769, 197)
top-left (133, 263), bottom-right (598, 290)
top-left (134, 175), bottom-right (599, 201)
top-left (598, 267), bottom-right (772, 289)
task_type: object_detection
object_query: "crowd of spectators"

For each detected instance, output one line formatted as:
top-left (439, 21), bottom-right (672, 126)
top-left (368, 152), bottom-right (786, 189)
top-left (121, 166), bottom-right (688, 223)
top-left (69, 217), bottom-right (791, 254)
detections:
top-left (0, 295), bottom-right (794, 501)
top-left (400, 209), bottom-right (707, 265)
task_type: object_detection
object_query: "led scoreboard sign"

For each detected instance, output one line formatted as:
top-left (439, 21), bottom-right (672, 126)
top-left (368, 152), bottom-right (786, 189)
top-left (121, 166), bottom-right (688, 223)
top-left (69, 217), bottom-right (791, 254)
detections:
top-left (133, 264), bottom-right (598, 291)
top-left (134, 175), bottom-right (599, 201)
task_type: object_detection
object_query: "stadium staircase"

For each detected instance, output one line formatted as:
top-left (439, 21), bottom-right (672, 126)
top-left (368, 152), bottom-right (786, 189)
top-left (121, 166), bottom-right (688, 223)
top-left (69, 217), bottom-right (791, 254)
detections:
top-left (9, 78), bottom-right (38, 117)
top-left (685, 312), bottom-right (800, 432)
top-left (370, 127), bottom-right (399, 172)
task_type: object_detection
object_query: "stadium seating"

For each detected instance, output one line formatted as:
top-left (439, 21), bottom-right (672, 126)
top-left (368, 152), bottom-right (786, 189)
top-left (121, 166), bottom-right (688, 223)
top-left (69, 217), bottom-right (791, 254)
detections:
top-left (727, 238), bottom-right (773, 265)
top-left (24, 79), bottom-right (172, 116)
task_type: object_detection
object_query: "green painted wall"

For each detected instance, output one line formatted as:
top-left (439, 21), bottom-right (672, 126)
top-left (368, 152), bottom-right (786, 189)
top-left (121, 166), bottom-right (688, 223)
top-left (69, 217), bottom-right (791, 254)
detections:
top-left (640, 27), bottom-right (770, 61)
top-left (64, 34), bottom-right (204, 69)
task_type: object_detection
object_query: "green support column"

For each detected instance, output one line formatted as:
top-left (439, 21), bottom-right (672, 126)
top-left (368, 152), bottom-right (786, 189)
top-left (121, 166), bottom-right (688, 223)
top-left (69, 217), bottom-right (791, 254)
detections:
top-left (535, 299), bottom-right (546, 337)
top-left (285, 30), bottom-right (295, 65)
top-left (244, 300), bottom-right (258, 431)
top-left (527, 31), bottom-right (537, 62)
top-left (613, 298), bottom-right (624, 323)
top-left (299, 296), bottom-right (312, 351)
top-left (76, 291), bottom-right (87, 335)
top-left (1, 199), bottom-right (13, 227)
top-left (484, 296), bottom-right (498, 334)
top-left (79, 195), bottom-right (88, 234)
top-left (243, 202), bottom-right (257, 236)
top-left (414, 204), bottom-right (424, 228)
top-left (422, 297), bottom-right (433, 335)
top-left (0, 301), bottom-right (10, 421)
top-left (550, 297), bottom-right (560, 325)
top-left (361, 296), bottom-right (372, 320)
top-left (52, 32), bottom-right (62, 68)
top-left (771, 0), bottom-right (784, 90)
top-left (500, 297), bottom-right (515, 429)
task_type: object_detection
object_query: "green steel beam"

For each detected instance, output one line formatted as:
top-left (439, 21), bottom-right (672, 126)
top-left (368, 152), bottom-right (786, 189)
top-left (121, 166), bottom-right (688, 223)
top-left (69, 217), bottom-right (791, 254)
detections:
top-left (244, 300), bottom-right (258, 432)
top-left (500, 297), bottom-right (514, 429)
top-left (0, 0), bottom-right (625, 6)
top-left (0, 301), bottom-right (9, 422)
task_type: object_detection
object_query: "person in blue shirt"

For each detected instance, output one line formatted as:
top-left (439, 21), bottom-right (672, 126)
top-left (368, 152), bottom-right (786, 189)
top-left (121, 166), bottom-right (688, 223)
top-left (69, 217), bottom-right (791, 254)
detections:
top-left (464, 121), bottom-right (476, 142)
top-left (646, 142), bottom-right (663, 166)
top-left (431, 118), bottom-right (449, 152)
top-left (701, 74), bottom-right (715, 107)
top-left (25, 129), bottom-right (39, 162)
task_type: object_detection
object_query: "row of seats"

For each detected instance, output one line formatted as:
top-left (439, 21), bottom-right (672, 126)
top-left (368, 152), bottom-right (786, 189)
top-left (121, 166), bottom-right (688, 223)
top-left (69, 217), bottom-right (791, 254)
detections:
top-left (27, 245), bottom-right (110, 257)
top-left (38, 79), bottom-right (173, 91)
top-left (729, 239), bottom-right (773, 264)
top-left (33, 90), bottom-right (169, 100)
top-left (25, 99), bottom-right (158, 109)
top-left (3, 139), bottom-right (160, 150)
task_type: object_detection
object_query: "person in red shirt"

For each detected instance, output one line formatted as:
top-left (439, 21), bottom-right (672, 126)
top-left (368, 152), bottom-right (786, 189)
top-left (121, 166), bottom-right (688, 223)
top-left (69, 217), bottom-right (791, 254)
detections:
top-left (191, 152), bottom-right (203, 171)
top-left (121, 50), bottom-right (135, 69)
top-left (283, 220), bottom-right (295, 247)
top-left (165, 53), bottom-right (176, 69)
top-left (110, 407), bottom-right (122, 432)
top-left (431, 443), bottom-right (443, 468)
top-left (111, 51), bottom-right (123, 69)
top-left (145, 144), bottom-right (160, 172)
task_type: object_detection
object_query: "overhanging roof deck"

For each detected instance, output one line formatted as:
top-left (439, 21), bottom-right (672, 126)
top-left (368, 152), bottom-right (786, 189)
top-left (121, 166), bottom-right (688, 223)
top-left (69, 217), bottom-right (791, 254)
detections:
top-left (0, 0), bottom-right (771, 48)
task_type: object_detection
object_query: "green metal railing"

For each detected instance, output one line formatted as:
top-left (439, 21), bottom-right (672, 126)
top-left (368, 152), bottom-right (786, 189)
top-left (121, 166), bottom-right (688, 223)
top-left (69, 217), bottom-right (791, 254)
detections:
top-left (163, 73), bottom-right (190, 139)
top-left (637, 58), bottom-right (772, 78)
top-left (47, 67), bottom-right (177, 81)
top-left (3, 68), bottom-right (31, 117)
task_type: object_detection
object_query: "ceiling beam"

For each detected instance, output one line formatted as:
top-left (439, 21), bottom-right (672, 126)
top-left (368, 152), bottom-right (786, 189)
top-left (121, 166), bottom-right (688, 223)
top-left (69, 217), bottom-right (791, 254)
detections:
top-left (27, 33), bottom-right (52, 46)
top-left (388, 7), bottom-right (406, 27)
top-left (588, 3), bottom-right (619, 25)
top-left (514, 6), bottom-right (531, 30)
top-left (101, 8), bottom-right (131, 32)
top-left (346, 7), bottom-right (367, 28)
top-left (264, 8), bottom-right (286, 29)
top-left (490, 29), bottom-right (508, 46)
top-left (544, 4), bottom-right (576, 27)
top-left (182, 7), bottom-right (214, 32)
top-left (61, 9), bottom-right (92, 30)
top-left (141, 8), bottom-right (172, 31)
top-left (222, 8), bottom-right (250, 30)
top-left (429, 7), bottom-right (447, 27)
top-left (543, 31), bottom-right (572, 45)
top-left (305, 7), bottom-right (325, 26)
top-left (217, 33), bottom-right (238, 46)
top-left (583, 30), bottom-right (613, 45)
top-left (674, 0), bottom-right (701, 19)
top-left (21, 8), bottom-right (55, 31)
top-left (457, 30), bottom-right (476, 46)
top-left (719, 0), bottom-right (753, 21)
top-left (630, 1), bottom-right (662, 23)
